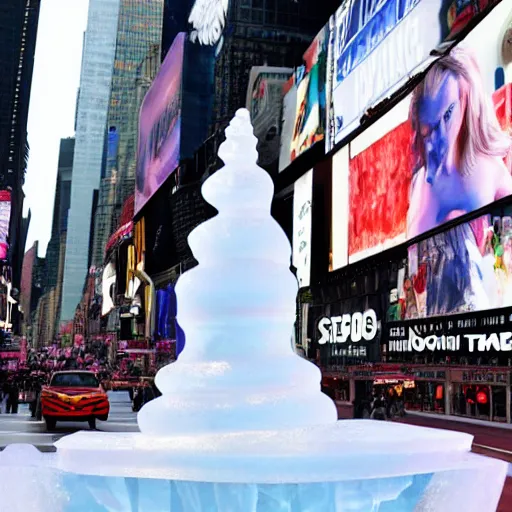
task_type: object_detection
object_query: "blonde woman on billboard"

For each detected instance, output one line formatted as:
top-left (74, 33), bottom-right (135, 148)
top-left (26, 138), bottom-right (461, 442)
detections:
top-left (407, 45), bottom-right (512, 239)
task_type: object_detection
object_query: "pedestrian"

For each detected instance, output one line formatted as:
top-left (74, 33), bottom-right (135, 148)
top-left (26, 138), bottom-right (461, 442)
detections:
top-left (2, 381), bottom-right (10, 414)
top-left (0, 381), bottom-right (6, 414)
top-left (31, 379), bottom-right (42, 418)
top-left (142, 381), bottom-right (155, 405)
top-left (133, 387), bottom-right (143, 412)
top-left (8, 380), bottom-right (19, 414)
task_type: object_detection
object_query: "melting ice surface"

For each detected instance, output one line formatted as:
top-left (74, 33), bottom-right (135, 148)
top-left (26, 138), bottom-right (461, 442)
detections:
top-left (0, 110), bottom-right (508, 511)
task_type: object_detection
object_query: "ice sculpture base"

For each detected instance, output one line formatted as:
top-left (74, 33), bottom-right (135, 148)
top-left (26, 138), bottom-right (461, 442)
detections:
top-left (43, 420), bottom-right (507, 511)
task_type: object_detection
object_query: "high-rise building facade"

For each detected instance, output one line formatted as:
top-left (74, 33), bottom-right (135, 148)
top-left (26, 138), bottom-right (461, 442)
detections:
top-left (61, 0), bottom-right (121, 322)
top-left (210, 0), bottom-right (340, 132)
top-left (0, 0), bottom-right (41, 334)
top-left (91, 0), bottom-right (164, 268)
top-left (45, 138), bottom-right (74, 291)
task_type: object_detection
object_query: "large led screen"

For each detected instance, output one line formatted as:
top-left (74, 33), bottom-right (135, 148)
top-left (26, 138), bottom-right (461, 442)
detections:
top-left (279, 25), bottom-right (328, 171)
top-left (331, 146), bottom-right (349, 271)
top-left (293, 170), bottom-right (313, 288)
top-left (135, 33), bottom-right (185, 215)
top-left (325, 0), bottom-right (501, 151)
top-left (396, 208), bottom-right (512, 320)
top-left (246, 66), bottom-right (292, 169)
top-left (332, 0), bottom-right (512, 265)
top-left (0, 190), bottom-right (11, 261)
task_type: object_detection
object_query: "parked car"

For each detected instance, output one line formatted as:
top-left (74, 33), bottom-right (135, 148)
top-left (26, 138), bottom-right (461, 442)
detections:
top-left (40, 370), bottom-right (109, 430)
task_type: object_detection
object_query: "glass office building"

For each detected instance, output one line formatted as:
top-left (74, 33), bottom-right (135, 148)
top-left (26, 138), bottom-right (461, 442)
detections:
top-left (61, 0), bottom-right (121, 321)
top-left (91, 0), bottom-right (164, 268)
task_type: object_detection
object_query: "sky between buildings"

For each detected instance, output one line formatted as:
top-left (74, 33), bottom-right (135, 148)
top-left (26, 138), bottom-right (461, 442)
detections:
top-left (24, 0), bottom-right (90, 257)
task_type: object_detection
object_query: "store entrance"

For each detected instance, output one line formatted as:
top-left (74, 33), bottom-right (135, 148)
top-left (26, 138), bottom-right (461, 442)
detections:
top-left (451, 384), bottom-right (507, 423)
top-left (353, 380), bottom-right (373, 419)
top-left (404, 381), bottom-right (445, 414)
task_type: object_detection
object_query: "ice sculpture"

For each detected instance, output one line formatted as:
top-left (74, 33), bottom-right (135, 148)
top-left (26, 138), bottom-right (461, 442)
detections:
top-left (0, 109), bottom-right (507, 511)
top-left (137, 107), bottom-right (337, 436)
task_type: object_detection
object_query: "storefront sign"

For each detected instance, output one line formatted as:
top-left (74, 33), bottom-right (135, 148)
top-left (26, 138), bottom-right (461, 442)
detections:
top-left (352, 370), bottom-right (374, 378)
top-left (449, 369), bottom-right (508, 384)
top-left (411, 370), bottom-right (446, 380)
top-left (389, 328), bottom-right (512, 353)
top-left (461, 371), bottom-right (507, 384)
top-left (318, 309), bottom-right (378, 345)
top-left (118, 340), bottom-right (147, 351)
top-left (386, 308), bottom-right (512, 355)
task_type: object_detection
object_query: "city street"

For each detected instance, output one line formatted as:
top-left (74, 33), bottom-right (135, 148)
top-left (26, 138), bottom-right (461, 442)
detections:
top-left (0, 391), bottom-right (138, 449)
top-left (336, 403), bottom-right (512, 510)
top-left (395, 413), bottom-right (512, 512)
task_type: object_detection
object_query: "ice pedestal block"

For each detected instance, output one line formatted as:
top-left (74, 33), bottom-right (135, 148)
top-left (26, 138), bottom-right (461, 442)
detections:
top-left (0, 445), bottom-right (68, 511)
top-left (0, 421), bottom-right (507, 511)
top-left (0, 109), bottom-right (507, 510)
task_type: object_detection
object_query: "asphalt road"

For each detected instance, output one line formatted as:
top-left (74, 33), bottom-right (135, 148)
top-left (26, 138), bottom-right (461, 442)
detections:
top-left (0, 391), bottom-right (139, 449)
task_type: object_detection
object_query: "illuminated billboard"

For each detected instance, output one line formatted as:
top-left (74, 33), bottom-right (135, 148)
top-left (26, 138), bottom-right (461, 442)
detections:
top-left (246, 66), bottom-right (293, 170)
top-left (279, 25), bottom-right (328, 171)
top-left (325, 0), bottom-right (501, 151)
top-left (0, 190), bottom-right (11, 261)
top-left (396, 209), bottom-right (512, 320)
top-left (135, 34), bottom-right (185, 215)
top-left (331, 1), bottom-right (512, 267)
top-left (293, 170), bottom-right (313, 288)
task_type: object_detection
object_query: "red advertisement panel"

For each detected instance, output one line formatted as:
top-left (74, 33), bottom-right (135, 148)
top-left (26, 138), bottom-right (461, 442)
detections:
top-left (349, 122), bottom-right (412, 259)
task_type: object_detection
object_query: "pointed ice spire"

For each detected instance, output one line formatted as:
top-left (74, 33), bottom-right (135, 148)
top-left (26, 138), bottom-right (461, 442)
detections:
top-left (138, 109), bottom-right (337, 436)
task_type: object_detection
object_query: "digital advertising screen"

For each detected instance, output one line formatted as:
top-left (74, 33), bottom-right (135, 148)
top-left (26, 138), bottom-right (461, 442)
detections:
top-left (331, 146), bottom-right (349, 271)
top-left (279, 79), bottom-right (298, 172)
top-left (279, 25), bottom-right (328, 171)
top-left (246, 66), bottom-right (293, 170)
top-left (293, 170), bottom-right (313, 288)
top-left (325, 0), bottom-right (501, 151)
top-left (0, 190), bottom-right (11, 261)
top-left (106, 126), bottom-right (119, 178)
top-left (330, 0), bottom-right (512, 266)
top-left (397, 209), bottom-right (512, 320)
top-left (135, 33), bottom-right (185, 215)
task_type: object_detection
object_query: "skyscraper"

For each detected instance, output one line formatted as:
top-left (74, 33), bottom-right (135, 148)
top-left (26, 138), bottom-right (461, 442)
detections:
top-left (0, 0), bottom-right (41, 334)
top-left (45, 138), bottom-right (74, 291)
top-left (211, 0), bottom-right (340, 132)
top-left (61, 0), bottom-right (121, 322)
top-left (91, 0), bottom-right (164, 268)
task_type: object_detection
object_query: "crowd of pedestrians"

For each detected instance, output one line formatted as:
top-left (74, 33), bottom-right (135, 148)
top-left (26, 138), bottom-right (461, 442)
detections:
top-left (353, 389), bottom-right (406, 421)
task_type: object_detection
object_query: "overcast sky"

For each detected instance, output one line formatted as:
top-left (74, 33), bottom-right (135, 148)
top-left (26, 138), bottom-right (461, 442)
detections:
top-left (24, 0), bottom-right (90, 257)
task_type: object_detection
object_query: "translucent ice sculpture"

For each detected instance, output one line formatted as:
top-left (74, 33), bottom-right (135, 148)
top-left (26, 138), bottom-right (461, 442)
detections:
top-left (0, 109), bottom-right (507, 512)
top-left (137, 108), bottom-right (337, 436)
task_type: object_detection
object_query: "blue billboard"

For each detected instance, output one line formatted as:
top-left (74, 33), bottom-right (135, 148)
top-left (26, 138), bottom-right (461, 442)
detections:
top-left (325, 0), bottom-right (501, 152)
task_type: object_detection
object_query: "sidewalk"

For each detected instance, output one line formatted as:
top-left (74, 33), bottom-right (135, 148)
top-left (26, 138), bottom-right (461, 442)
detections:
top-left (394, 413), bottom-right (512, 455)
top-left (336, 402), bottom-right (512, 451)
top-left (406, 410), bottom-right (512, 430)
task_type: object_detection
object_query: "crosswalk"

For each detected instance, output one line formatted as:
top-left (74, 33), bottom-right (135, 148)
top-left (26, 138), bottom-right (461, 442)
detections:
top-left (0, 391), bottom-right (139, 449)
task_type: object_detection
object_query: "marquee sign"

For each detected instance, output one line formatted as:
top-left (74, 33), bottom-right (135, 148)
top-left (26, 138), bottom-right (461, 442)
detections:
top-left (318, 309), bottom-right (378, 345)
top-left (388, 328), bottom-right (512, 353)
top-left (385, 308), bottom-right (512, 355)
